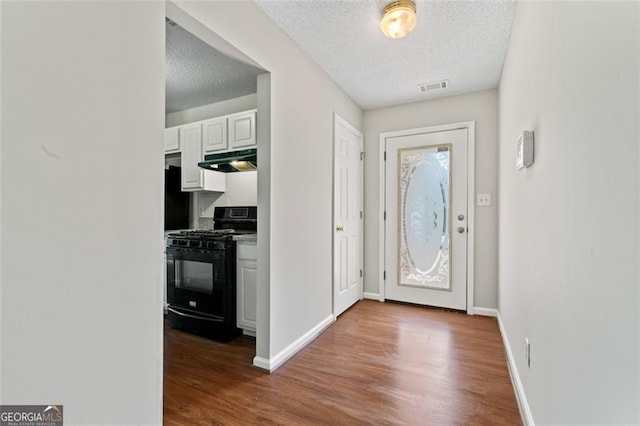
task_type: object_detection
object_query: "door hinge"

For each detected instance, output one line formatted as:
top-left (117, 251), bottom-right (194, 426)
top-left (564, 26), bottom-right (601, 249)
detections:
top-left (383, 270), bottom-right (386, 280)
top-left (384, 151), bottom-right (387, 161)
top-left (384, 211), bottom-right (386, 221)
top-left (360, 211), bottom-right (363, 219)
top-left (360, 151), bottom-right (366, 160)
top-left (360, 269), bottom-right (363, 278)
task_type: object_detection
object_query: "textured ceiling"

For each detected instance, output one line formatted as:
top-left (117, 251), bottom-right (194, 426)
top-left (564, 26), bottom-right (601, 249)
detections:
top-left (165, 20), bottom-right (263, 114)
top-left (254, 0), bottom-right (516, 110)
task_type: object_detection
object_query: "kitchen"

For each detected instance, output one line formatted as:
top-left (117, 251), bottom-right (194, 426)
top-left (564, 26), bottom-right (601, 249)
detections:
top-left (163, 19), bottom-right (263, 346)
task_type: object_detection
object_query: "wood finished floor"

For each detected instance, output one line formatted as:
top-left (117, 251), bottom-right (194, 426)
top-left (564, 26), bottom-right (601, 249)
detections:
top-left (164, 300), bottom-right (521, 425)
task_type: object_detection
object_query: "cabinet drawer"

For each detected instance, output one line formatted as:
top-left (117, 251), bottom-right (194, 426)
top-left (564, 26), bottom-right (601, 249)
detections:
top-left (237, 243), bottom-right (257, 261)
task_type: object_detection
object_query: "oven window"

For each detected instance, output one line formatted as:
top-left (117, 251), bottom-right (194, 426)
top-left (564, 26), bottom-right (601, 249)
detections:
top-left (175, 259), bottom-right (213, 294)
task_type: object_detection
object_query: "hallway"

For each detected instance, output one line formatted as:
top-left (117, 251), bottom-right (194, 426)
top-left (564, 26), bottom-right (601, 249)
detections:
top-left (164, 300), bottom-right (521, 425)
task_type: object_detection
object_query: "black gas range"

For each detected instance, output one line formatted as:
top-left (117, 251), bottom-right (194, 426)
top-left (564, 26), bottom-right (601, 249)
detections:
top-left (165, 206), bottom-right (256, 342)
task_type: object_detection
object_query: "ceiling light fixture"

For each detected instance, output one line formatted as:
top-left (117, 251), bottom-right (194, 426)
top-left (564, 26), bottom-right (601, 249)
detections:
top-left (380, 0), bottom-right (417, 39)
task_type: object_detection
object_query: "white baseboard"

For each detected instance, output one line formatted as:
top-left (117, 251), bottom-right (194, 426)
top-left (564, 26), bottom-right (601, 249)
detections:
top-left (473, 307), bottom-right (498, 317)
top-left (497, 312), bottom-right (535, 426)
top-left (363, 292), bottom-right (382, 301)
top-left (252, 356), bottom-right (270, 371)
top-left (253, 314), bottom-right (334, 373)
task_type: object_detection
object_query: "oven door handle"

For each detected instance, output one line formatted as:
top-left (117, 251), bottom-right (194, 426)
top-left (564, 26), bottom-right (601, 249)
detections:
top-left (167, 307), bottom-right (224, 323)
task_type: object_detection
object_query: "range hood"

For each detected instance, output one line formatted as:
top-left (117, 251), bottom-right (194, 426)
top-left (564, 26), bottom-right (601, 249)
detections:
top-left (198, 148), bottom-right (257, 173)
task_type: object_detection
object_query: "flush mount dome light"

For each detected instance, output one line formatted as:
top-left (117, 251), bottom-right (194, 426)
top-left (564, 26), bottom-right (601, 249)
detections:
top-left (380, 0), bottom-right (417, 39)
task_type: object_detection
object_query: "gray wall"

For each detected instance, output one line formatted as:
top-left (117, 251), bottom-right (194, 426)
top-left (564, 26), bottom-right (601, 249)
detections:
top-left (499, 2), bottom-right (639, 423)
top-left (363, 89), bottom-right (499, 309)
top-left (0, 2), bottom-right (164, 423)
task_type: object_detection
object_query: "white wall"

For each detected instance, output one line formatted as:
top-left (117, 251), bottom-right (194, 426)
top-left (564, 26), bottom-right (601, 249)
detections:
top-left (0, 2), bottom-right (164, 424)
top-left (172, 1), bottom-right (363, 362)
top-left (363, 90), bottom-right (499, 308)
top-left (165, 93), bottom-right (257, 128)
top-left (195, 172), bottom-right (258, 229)
top-left (499, 2), bottom-right (639, 424)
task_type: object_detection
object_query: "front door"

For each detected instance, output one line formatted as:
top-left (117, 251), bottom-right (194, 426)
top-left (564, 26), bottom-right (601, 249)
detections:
top-left (333, 114), bottom-right (364, 317)
top-left (384, 128), bottom-right (468, 310)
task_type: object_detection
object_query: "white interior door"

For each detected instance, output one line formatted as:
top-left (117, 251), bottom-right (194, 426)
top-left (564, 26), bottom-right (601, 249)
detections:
top-left (384, 128), bottom-right (468, 310)
top-left (333, 114), bottom-right (364, 317)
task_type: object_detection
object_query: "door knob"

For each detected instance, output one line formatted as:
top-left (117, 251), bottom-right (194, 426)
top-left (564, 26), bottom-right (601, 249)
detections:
top-left (336, 226), bottom-right (345, 232)
top-left (457, 214), bottom-right (465, 221)
top-left (457, 226), bottom-right (465, 234)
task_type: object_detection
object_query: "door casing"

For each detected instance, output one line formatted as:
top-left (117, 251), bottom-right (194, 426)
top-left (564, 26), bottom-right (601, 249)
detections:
top-left (378, 121), bottom-right (476, 314)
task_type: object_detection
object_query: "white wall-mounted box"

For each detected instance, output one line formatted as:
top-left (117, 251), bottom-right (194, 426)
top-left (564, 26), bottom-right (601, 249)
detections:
top-left (517, 130), bottom-right (534, 169)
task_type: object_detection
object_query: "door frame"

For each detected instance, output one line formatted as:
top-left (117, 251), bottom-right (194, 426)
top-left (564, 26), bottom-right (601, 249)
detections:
top-left (378, 121), bottom-right (476, 314)
top-left (333, 112), bottom-right (364, 318)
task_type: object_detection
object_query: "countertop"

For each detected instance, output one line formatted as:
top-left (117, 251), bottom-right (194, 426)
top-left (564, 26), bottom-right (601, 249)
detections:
top-left (233, 234), bottom-right (257, 243)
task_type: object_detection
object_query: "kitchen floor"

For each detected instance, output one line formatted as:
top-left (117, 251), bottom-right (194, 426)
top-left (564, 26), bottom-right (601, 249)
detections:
top-left (163, 300), bottom-right (521, 425)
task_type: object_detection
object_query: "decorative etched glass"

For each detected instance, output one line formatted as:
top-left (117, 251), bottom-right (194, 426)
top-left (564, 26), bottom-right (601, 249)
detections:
top-left (398, 144), bottom-right (451, 290)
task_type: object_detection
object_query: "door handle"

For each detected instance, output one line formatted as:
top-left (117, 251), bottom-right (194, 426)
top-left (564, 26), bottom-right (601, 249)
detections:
top-left (336, 226), bottom-right (344, 232)
top-left (457, 226), bottom-right (466, 234)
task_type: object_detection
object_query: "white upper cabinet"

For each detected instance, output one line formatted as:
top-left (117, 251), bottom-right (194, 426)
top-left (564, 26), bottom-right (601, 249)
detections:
top-left (229, 110), bottom-right (257, 149)
top-left (179, 122), bottom-right (225, 192)
top-left (202, 116), bottom-right (228, 154)
top-left (164, 127), bottom-right (180, 153)
top-left (165, 109), bottom-right (256, 192)
top-left (180, 123), bottom-right (204, 190)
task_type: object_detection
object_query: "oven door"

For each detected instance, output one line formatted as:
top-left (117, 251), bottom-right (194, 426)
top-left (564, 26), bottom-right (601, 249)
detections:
top-left (166, 246), bottom-right (227, 319)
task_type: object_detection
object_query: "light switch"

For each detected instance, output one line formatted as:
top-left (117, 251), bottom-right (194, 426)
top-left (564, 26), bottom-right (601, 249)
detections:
top-left (477, 193), bottom-right (491, 207)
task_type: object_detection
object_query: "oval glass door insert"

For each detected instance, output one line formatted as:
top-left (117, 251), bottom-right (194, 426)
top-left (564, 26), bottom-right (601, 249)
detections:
top-left (398, 144), bottom-right (451, 290)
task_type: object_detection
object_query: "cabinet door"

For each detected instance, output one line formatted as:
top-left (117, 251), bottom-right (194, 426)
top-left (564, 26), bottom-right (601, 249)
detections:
top-left (202, 116), bottom-right (228, 154)
top-left (237, 243), bottom-right (257, 333)
top-left (237, 259), bottom-right (257, 332)
top-left (164, 127), bottom-right (180, 153)
top-left (180, 123), bottom-right (203, 190)
top-left (229, 110), bottom-right (256, 149)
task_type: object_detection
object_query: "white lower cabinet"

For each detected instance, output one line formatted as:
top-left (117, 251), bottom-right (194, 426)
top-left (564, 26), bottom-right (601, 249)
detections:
top-left (236, 241), bottom-right (257, 335)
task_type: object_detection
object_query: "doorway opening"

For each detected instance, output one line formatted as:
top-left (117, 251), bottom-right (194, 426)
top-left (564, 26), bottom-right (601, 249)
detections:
top-left (163, 3), bottom-right (271, 364)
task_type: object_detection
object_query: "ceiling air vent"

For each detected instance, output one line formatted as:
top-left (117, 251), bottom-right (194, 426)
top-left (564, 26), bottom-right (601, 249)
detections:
top-left (418, 80), bottom-right (449, 93)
